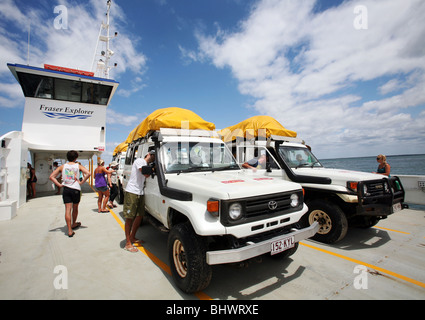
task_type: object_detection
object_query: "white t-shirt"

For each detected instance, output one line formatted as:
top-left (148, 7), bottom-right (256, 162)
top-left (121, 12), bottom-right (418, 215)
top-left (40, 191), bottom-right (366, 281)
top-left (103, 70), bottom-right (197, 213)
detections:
top-left (125, 157), bottom-right (147, 195)
top-left (62, 163), bottom-right (81, 191)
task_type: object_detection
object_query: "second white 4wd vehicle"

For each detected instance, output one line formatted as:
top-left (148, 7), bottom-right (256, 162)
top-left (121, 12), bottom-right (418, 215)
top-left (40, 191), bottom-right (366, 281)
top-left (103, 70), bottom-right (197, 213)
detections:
top-left (121, 109), bottom-right (318, 293)
top-left (221, 116), bottom-right (406, 244)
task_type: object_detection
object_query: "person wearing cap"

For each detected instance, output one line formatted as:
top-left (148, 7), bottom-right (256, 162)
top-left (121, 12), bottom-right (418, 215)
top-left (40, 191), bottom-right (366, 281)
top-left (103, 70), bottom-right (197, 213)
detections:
top-left (242, 149), bottom-right (267, 172)
top-left (107, 161), bottom-right (119, 208)
top-left (123, 150), bottom-right (155, 252)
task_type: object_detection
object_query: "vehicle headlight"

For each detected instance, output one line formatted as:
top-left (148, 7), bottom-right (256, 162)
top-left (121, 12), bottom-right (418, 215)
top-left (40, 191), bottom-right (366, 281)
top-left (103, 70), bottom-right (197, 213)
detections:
top-left (229, 203), bottom-right (243, 220)
top-left (384, 181), bottom-right (390, 193)
top-left (290, 193), bottom-right (299, 207)
top-left (363, 184), bottom-right (369, 196)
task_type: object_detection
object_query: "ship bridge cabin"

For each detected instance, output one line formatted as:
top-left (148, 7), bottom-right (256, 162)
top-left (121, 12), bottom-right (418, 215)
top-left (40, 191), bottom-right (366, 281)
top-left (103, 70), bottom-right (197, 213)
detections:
top-left (0, 63), bottom-right (119, 219)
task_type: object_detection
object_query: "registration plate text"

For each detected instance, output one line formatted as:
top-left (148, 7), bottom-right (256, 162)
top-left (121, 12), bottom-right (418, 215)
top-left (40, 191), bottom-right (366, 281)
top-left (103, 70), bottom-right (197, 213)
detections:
top-left (271, 236), bottom-right (295, 255)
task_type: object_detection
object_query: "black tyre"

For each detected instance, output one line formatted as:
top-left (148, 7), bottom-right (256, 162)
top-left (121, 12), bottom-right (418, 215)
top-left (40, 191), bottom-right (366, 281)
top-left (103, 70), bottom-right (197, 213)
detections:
top-left (168, 222), bottom-right (212, 293)
top-left (305, 199), bottom-right (348, 243)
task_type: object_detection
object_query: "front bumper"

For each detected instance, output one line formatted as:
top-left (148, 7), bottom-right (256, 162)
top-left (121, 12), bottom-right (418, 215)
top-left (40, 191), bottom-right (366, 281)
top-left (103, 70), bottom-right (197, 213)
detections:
top-left (206, 221), bottom-right (319, 265)
top-left (355, 176), bottom-right (405, 216)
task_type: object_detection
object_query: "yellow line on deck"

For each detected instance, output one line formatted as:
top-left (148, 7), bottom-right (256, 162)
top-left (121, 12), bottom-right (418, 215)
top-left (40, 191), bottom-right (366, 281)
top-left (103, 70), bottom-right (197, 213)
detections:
top-left (300, 241), bottom-right (425, 289)
top-left (107, 207), bottom-right (212, 300)
top-left (373, 226), bottom-right (410, 235)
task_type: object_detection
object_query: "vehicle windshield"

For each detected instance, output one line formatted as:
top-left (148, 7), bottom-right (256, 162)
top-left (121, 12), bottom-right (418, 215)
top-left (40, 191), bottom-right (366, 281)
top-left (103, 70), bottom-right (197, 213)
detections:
top-left (278, 146), bottom-right (323, 168)
top-left (161, 141), bottom-right (240, 173)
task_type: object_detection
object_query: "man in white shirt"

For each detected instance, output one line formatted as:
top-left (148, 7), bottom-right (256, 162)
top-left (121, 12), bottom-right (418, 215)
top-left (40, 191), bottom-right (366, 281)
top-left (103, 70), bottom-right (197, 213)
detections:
top-left (123, 150), bottom-right (155, 252)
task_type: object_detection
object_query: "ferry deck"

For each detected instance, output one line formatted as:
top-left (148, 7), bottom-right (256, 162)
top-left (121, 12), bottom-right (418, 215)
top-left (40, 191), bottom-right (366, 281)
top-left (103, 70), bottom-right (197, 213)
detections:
top-left (0, 185), bottom-right (423, 300)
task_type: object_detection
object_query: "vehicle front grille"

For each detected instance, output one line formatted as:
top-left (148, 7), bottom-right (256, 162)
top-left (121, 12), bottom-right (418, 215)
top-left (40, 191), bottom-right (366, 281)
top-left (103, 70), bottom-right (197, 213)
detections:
top-left (220, 191), bottom-right (303, 227)
top-left (245, 193), bottom-right (293, 218)
top-left (364, 180), bottom-right (389, 197)
top-left (360, 177), bottom-right (405, 207)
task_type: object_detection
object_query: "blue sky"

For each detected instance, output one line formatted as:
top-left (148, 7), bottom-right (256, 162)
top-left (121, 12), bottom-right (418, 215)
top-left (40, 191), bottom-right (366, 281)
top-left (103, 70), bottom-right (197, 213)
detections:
top-left (1, 0), bottom-right (424, 160)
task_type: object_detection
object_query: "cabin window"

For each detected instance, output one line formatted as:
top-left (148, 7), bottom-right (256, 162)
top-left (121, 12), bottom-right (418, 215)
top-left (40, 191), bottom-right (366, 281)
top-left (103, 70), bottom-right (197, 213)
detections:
top-left (17, 72), bottom-right (113, 105)
top-left (55, 79), bottom-right (81, 102)
top-left (81, 82), bottom-right (112, 105)
top-left (17, 73), bottom-right (53, 99)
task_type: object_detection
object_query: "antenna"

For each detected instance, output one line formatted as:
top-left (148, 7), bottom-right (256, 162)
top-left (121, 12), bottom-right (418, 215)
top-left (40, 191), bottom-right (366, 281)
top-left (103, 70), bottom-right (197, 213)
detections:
top-left (91, 0), bottom-right (118, 79)
top-left (27, 23), bottom-right (31, 65)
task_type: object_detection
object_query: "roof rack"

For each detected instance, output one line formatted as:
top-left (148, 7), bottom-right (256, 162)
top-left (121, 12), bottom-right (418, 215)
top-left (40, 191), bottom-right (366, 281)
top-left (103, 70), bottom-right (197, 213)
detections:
top-left (159, 128), bottom-right (220, 138)
top-left (270, 135), bottom-right (304, 144)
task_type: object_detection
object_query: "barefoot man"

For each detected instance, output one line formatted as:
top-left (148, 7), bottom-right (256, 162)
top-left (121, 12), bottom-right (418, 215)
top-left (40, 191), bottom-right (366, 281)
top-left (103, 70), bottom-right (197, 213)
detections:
top-left (123, 150), bottom-right (155, 252)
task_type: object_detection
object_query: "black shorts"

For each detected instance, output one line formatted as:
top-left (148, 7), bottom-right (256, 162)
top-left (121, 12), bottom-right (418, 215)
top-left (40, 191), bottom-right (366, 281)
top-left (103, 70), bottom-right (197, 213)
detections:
top-left (62, 186), bottom-right (81, 204)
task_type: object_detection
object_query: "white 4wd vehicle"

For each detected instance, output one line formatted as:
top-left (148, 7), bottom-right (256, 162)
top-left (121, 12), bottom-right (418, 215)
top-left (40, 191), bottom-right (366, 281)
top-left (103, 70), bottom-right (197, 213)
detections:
top-left (122, 128), bottom-right (318, 293)
top-left (227, 135), bottom-right (405, 244)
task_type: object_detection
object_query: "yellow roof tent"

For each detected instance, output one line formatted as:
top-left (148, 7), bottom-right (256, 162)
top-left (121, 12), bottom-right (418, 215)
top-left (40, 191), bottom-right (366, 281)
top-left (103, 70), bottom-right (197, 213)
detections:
top-left (113, 141), bottom-right (128, 156)
top-left (219, 115), bottom-right (297, 142)
top-left (125, 107), bottom-right (216, 143)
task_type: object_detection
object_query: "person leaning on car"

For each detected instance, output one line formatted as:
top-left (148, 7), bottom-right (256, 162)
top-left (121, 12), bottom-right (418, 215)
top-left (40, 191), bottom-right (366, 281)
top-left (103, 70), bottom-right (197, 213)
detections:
top-left (122, 150), bottom-right (155, 252)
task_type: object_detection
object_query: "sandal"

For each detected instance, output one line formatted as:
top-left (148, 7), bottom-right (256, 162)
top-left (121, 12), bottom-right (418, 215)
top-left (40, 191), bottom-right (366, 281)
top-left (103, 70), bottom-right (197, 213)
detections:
top-left (132, 239), bottom-right (145, 247)
top-left (71, 222), bottom-right (81, 229)
top-left (124, 245), bottom-right (138, 253)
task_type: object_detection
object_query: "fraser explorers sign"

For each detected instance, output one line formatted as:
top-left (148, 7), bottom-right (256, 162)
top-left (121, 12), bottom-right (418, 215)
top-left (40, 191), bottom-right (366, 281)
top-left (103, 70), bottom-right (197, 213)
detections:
top-left (39, 104), bottom-right (94, 120)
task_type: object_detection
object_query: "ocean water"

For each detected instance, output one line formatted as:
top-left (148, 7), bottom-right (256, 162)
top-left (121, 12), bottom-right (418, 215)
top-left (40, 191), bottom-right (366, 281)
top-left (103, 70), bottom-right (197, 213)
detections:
top-left (320, 154), bottom-right (425, 176)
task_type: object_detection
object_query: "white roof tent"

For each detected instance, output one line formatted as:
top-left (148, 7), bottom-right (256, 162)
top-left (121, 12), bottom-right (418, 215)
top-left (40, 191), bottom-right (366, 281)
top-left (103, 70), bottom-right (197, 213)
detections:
top-left (7, 63), bottom-right (119, 159)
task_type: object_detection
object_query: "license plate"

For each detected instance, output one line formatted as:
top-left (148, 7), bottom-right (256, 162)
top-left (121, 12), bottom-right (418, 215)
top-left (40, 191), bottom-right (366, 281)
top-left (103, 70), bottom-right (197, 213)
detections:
top-left (271, 236), bottom-right (295, 255)
top-left (392, 202), bottom-right (402, 213)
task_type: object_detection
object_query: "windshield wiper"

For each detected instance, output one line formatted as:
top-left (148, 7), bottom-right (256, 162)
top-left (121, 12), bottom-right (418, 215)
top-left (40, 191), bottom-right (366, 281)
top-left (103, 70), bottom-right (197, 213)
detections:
top-left (212, 165), bottom-right (239, 172)
top-left (295, 163), bottom-right (310, 169)
top-left (310, 161), bottom-right (320, 168)
top-left (172, 164), bottom-right (239, 174)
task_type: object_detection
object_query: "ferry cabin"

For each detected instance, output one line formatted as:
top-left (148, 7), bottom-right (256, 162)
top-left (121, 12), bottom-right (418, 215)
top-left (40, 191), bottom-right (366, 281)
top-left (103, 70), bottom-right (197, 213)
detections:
top-left (0, 63), bottom-right (119, 219)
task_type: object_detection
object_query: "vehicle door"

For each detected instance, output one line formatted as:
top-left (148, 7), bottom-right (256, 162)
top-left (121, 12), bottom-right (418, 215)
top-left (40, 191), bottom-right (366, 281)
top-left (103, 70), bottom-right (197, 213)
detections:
top-left (143, 143), bottom-right (163, 223)
top-left (122, 144), bottom-right (139, 190)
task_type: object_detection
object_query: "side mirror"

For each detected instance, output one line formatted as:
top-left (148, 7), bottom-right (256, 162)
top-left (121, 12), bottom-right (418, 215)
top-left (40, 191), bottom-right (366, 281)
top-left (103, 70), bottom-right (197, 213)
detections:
top-left (266, 162), bottom-right (272, 173)
top-left (141, 166), bottom-right (153, 175)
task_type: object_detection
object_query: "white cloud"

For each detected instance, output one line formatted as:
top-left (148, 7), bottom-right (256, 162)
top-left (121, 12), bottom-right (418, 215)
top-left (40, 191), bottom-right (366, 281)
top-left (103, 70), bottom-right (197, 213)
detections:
top-left (194, 0), bottom-right (425, 157)
top-left (0, 82), bottom-right (24, 108)
top-left (106, 109), bottom-right (138, 126)
top-left (116, 76), bottom-right (147, 98)
top-left (379, 79), bottom-right (403, 95)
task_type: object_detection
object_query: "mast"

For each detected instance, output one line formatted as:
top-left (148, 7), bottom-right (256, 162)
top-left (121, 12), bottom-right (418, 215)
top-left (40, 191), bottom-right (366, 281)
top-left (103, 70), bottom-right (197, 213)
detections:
top-left (91, 0), bottom-right (118, 79)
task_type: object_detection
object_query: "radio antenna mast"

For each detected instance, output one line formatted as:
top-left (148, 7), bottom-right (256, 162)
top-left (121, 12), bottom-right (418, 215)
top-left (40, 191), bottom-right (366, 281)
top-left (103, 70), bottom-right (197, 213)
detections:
top-left (91, 0), bottom-right (118, 79)
top-left (27, 23), bottom-right (31, 65)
